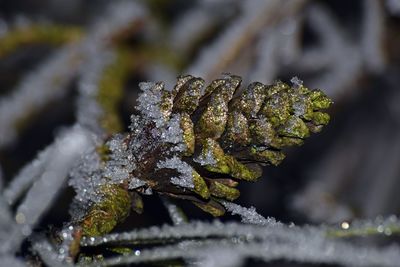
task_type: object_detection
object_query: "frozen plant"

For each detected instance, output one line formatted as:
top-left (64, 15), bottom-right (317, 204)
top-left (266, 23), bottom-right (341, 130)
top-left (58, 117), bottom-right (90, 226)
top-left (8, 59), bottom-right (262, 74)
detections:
top-left (0, 1), bottom-right (399, 266)
top-left (58, 74), bottom-right (332, 263)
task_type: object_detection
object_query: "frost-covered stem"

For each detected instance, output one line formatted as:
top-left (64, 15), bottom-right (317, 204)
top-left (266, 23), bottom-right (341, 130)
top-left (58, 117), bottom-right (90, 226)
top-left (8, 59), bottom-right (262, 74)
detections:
top-left (327, 216), bottom-right (400, 238)
top-left (220, 201), bottom-right (277, 226)
top-left (0, 256), bottom-right (27, 267)
top-left (80, 224), bottom-right (400, 267)
top-left (187, 0), bottom-right (306, 80)
top-left (0, 164), bottom-right (11, 228)
top-left (3, 142), bottom-right (54, 205)
top-left (1, 126), bottom-right (94, 253)
top-left (361, 0), bottom-right (386, 72)
top-left (33, 240), bottom-right (72, 267)
top-left (0, 44), bottom-right (83, 148)
top-left (161, 197), bottom-right (188, 226)
top-left (76, 48), bottom-right (116, 136)
top-left (0, 1), bottom-right (146, 149)
top-left (168, 1), bottom-right (234, 53)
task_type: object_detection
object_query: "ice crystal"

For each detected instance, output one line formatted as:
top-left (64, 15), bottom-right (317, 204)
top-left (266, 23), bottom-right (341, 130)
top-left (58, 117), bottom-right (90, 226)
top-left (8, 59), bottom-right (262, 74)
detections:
top-left (157, 156), bottom-right (195, 189)
top-left (193, 149), bottom-right (217, 166)
top-left (160, 113), bottom-right (186, 152)
top-left (104, 134), bottom-right (136, 184)
top-left (221, 201), bottom-right (278, 226)
top-left (69, 147), bottom-right (105, 204)
top-left (137, 82), bottom-right (167, 127)
top-left (290, 76), bottom-right (303, 89)
top-left (128, 177), bottom-right (147, 190)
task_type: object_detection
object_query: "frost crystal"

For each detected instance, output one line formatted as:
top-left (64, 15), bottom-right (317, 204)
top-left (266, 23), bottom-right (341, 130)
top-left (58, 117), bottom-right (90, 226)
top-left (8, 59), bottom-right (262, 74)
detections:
top-left (290, 76), bottom-right (303, 89)
top-left (0, 46), bottom-right (82, 148)
top-left (69, 147), bottom-right (105, 205)
top-left (104, 134), bottom-right (135, 184)
top-left (193, 149), bottom-right (216, 166)
top-left (157, 156), bottom-right (195, 189)
top-left (221, 201), bottom-right (278, 226)
top-left (161, 114), bottom-right (185, 152)
top-left (193, 138), bottom-right (217, 166)
top-left (128, 177), bottom-right (147, 190)
top-left (137, 82), bottom-right (167, 127)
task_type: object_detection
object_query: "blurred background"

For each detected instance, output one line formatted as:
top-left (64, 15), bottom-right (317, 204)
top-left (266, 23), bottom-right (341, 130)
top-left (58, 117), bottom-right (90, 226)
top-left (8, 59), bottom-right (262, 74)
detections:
top-left (0, 0), bottom-right (400, 247)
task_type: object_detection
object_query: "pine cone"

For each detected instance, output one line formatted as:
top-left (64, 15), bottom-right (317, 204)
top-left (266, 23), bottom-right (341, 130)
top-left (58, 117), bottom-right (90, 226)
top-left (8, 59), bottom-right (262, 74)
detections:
top-left (71, 74), bottom-right (332, 236)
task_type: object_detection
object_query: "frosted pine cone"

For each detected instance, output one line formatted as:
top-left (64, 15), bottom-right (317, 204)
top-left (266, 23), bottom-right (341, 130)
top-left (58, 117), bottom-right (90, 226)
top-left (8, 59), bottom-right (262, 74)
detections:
top-left (70, 74), bottom-right (332, 236)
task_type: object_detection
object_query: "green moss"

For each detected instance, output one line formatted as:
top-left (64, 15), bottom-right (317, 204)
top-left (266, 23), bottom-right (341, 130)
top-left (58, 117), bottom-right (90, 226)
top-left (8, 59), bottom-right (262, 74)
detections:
top-left (209, 180), bottom-right (240, 201)
top-left (261, 92), bottom-right (291, 127)
top-left (250, 147), bottom-right (286, 166)
top-left (195, 75), bottom-right (241, 140)
top-left (173, 77), bottom-right (204, 114)
top-left (309, 89), bottom-right (333, 110)
top-left (192, 171), bottom-right (210, 199)
top-left (224, 111), bottom-right (250, 146)
top-left (312, 112), bottom-right (330, 126)
top-left (278, 116), bottom-right (310, 139)
top-left (81, 184), bottom-right (131, 237)
top-left (192, 200), bottom-right (225, 217)
top-left (201, 138), bottom-right (261, 181)
top-left (180, 112), bottom-right (195, 156)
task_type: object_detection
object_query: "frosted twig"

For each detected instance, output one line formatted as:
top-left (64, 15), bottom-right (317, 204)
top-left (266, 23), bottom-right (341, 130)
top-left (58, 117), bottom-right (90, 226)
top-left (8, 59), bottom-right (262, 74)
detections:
top-left (76, 48), bottom-right (115, 136)
top-left (0, 196), bottom-right (13, 240)
top-left (169, 1), bottom-right (235, 53)
top-left (0, 165), bottom-right (2, 190)
top-left (249, 16), bottom-right (301, 84)
top-left (248, 29), bottom-right (279, 84)
top-left (0, 45), bottom-right (83, 148)
top-left (328, 215), bottom-right (400, 238)
top-left (0, 1), bottom-right (147, 149)
top-left (386, 0), bottom-right (400, 16)
top-left (2, 125), bottom-right (94, 253)
top-left (187, 0), bottom-right (280, 79)
top-left (301, 4), bottom-right (362, 97)
top-left (81, 220), bottom-right (400, 267)
top-left (87, 0), bottom-right (146, 43)
top-left (361, 0), bottom-right (386, 72)
top-left (0, 165), bottom-right (11, 227)
top-left (221, 201), bottom-right (278, 226)
top-left (161, 197), bottom-right (188, 226)
top-left (33, 239), bottom-right (71, 267)
top-left (3, 142), bottom-right (53, 205)
top-left (0, 256), bottom-right (27, 267)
